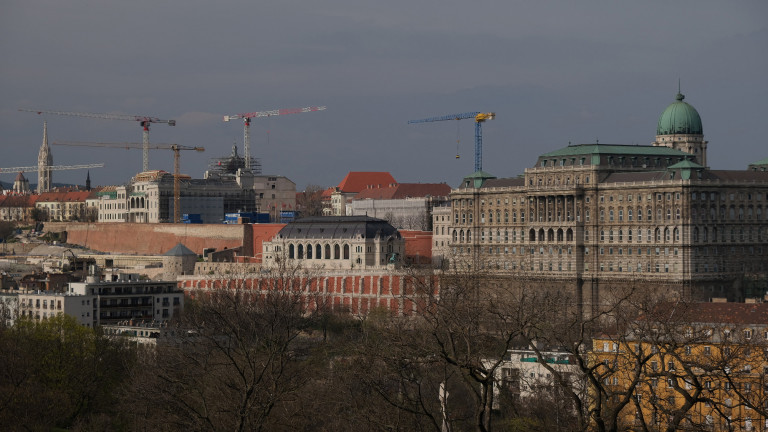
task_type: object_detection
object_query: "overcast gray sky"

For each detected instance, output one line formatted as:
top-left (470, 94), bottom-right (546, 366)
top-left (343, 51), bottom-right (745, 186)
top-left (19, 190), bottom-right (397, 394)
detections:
top-left (2, 0), bottom-right (766, 190)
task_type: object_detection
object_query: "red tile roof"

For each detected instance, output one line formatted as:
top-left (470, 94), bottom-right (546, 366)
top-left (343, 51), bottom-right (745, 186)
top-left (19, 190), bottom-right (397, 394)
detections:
top-left (0, 195), bottom-right (36, 207)
top-left (644, 302), bottom-right (768, 326)
top-left (336, 172), bottom-right (396, 193)
top-left (353, 183), bottom-right (451, 200)
top-left (36, 191), bottom-right (91, 203)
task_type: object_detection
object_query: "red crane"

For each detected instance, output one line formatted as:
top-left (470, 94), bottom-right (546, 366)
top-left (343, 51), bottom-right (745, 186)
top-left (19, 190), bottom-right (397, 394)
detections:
top-left (19, 108), bottom-right (176, 173)
top-left (223, 106), bottom-right (326, 170)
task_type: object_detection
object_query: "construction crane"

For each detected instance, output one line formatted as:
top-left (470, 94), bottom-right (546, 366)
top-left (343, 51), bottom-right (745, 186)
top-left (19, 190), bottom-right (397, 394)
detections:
top-left (19, 108), bottom-right (176, 173)
top-left (54, 141), bottom-right (204, 223)
top-left (408, 112), bottom-right (495, 173)
top-left (0, 163), bottom-right (104, 174)
top-left (223, 106), bottom-right (326, 170)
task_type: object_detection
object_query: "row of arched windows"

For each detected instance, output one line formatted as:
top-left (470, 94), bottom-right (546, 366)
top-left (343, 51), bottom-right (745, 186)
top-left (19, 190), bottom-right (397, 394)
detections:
top-left (288, 243), bottom-right (350, 260)
top-left (527, 228), bottom-right (575, 242)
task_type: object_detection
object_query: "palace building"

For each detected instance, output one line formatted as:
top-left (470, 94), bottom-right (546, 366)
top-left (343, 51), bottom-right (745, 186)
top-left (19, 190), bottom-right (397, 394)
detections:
top-left (436, 91), bottom-right (768, 316)
top-left (262, 216), bottom-right (405, 271)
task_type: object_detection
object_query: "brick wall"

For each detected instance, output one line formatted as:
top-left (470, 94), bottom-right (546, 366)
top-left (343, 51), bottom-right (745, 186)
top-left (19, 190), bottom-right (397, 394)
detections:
top-left (45, 222), bottom-right (249, 255)
top-left (180, 272), bottom-right (438, 316)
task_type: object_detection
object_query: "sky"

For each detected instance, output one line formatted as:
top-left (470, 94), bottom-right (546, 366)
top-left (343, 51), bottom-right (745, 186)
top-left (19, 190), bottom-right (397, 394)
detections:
top-left (1, 1), bottom-right (766, 191)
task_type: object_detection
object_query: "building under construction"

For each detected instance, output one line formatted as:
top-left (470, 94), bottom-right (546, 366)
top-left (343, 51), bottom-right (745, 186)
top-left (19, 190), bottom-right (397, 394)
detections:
top-left (97, 145), bottom-right (295, 224)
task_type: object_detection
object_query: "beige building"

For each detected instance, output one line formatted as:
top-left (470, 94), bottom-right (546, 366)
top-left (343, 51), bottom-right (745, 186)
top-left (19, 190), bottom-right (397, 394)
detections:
top-left (97, 150), bottom-right (296, 224)
top-left (19, 291), bottom-right (96, 327)
top-left (437, 91), bottom-right (768, 316)
top-left (262, 216), bottom-right (405, 270)
top-left (36, 190), bottom-right (95, 222)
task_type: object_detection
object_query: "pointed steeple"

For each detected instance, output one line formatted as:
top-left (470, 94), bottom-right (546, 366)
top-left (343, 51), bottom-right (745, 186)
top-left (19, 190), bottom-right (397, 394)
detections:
top-left (37, 121), bottom-right (53, 193)
top-left (85, 170), bottom-right (91, 191)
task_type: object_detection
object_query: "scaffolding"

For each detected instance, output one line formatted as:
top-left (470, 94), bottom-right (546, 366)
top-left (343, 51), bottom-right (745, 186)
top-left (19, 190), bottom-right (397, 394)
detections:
top-left (207, 145), bottom-right (261, 178)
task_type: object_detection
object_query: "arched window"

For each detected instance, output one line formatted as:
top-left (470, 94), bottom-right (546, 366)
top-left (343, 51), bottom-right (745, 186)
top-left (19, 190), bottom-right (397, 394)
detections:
top-left (664, 228), bottom-right (670, 242)
top-left (674, 227), bottom-right (680, 242)
top-left (529, 229), bottom-right (536, 242)
top-left (566, 228), bottom-right (573, 242)
top-left (452, 230), bottom-right (458, 242)
top-left (325, 244), bottom-right (331, 259)
top-left (297, 244), bottom-right (304, 259)
top-left (289, 244), bottom-right (295, 259)
top-left (334, 244), bottom-right (340, 259)
top-left (693, 227), bottom-right (699, 243)
top-left (343, 244), bottom-right (350, 259)
top-left (538, 229), bottom-right (545, 242)
top-left (316, 244), bottom-right (322, 258)
top-left (306, 244), bottom-right (313, 259)
top-left (655, 228), bottom-right (661, 242)
top-left (467, 230), bottom-right (472, 241)
top-left (547, 229), bottom-right (554, 242)
top-left (628, 209), bottom-right (633, 221)
top-left (460, 230), bottom-right (465, 243)
top-left (557, 229), bottom-right (563, 242)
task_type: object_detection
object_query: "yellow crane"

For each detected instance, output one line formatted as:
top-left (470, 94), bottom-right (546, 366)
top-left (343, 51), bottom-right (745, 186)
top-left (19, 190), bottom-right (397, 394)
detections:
top-left (53, 141), bottom-right (204, 223)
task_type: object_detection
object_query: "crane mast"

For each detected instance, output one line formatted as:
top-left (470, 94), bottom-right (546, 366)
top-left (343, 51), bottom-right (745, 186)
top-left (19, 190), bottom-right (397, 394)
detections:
top-left (54, 141), bottom-right (203, 223)
top-left (223, 106), bottom-right (326, 170)
top-left (409, 112), bottom-right (495, 172)
top-left (19, 108), bottom-right (176, 172)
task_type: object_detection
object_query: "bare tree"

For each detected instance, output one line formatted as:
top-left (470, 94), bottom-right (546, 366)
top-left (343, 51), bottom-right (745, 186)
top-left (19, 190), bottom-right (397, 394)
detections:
top-left (296, 184), bottom-right (325, 217)
top-left (350, 262), bottom-right (540, 432)
top-left (121, 260), bottom-right (329, 432)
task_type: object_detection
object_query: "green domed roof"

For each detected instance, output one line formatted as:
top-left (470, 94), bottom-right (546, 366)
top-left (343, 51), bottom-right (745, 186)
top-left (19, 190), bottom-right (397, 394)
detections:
top-left (657, 92), bottom-right (703, 135)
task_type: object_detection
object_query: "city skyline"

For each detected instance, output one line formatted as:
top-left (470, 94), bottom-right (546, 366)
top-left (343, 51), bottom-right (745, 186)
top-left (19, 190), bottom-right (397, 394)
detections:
top-left (1, 1), bottom-right (766, 190)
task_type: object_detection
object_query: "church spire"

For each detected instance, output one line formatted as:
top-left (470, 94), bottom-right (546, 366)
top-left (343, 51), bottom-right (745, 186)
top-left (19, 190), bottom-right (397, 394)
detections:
top-left (85, 170), bottom-right (91, 191)
top-left (37, 121), bottom-right (53, 193)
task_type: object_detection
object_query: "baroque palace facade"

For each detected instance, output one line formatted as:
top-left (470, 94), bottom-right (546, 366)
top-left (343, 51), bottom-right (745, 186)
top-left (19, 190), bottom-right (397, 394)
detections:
top-left (434, 91), bottom-right (768, 316)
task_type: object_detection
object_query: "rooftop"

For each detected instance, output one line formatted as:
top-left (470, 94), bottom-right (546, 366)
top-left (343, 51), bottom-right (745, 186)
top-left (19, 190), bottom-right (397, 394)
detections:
top-left (540, 143), bottom-right (691, 158)
top-left (336, 172), bottom-right (397, 193)
top-left (275, 216), bottom-right (401, 240)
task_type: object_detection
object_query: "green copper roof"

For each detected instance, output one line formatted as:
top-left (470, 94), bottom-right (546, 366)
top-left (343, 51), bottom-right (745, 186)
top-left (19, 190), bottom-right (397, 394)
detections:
top-left (460, 170), bottom-right (496, 188)
top-left (667, 160), bottom-right (704, 169)
top-left (750, 157), bottom-right (768, 166)
top-left (541, 143), bottom-right (689, 158)
top-left (657, 92), bottom-right (703, 135)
